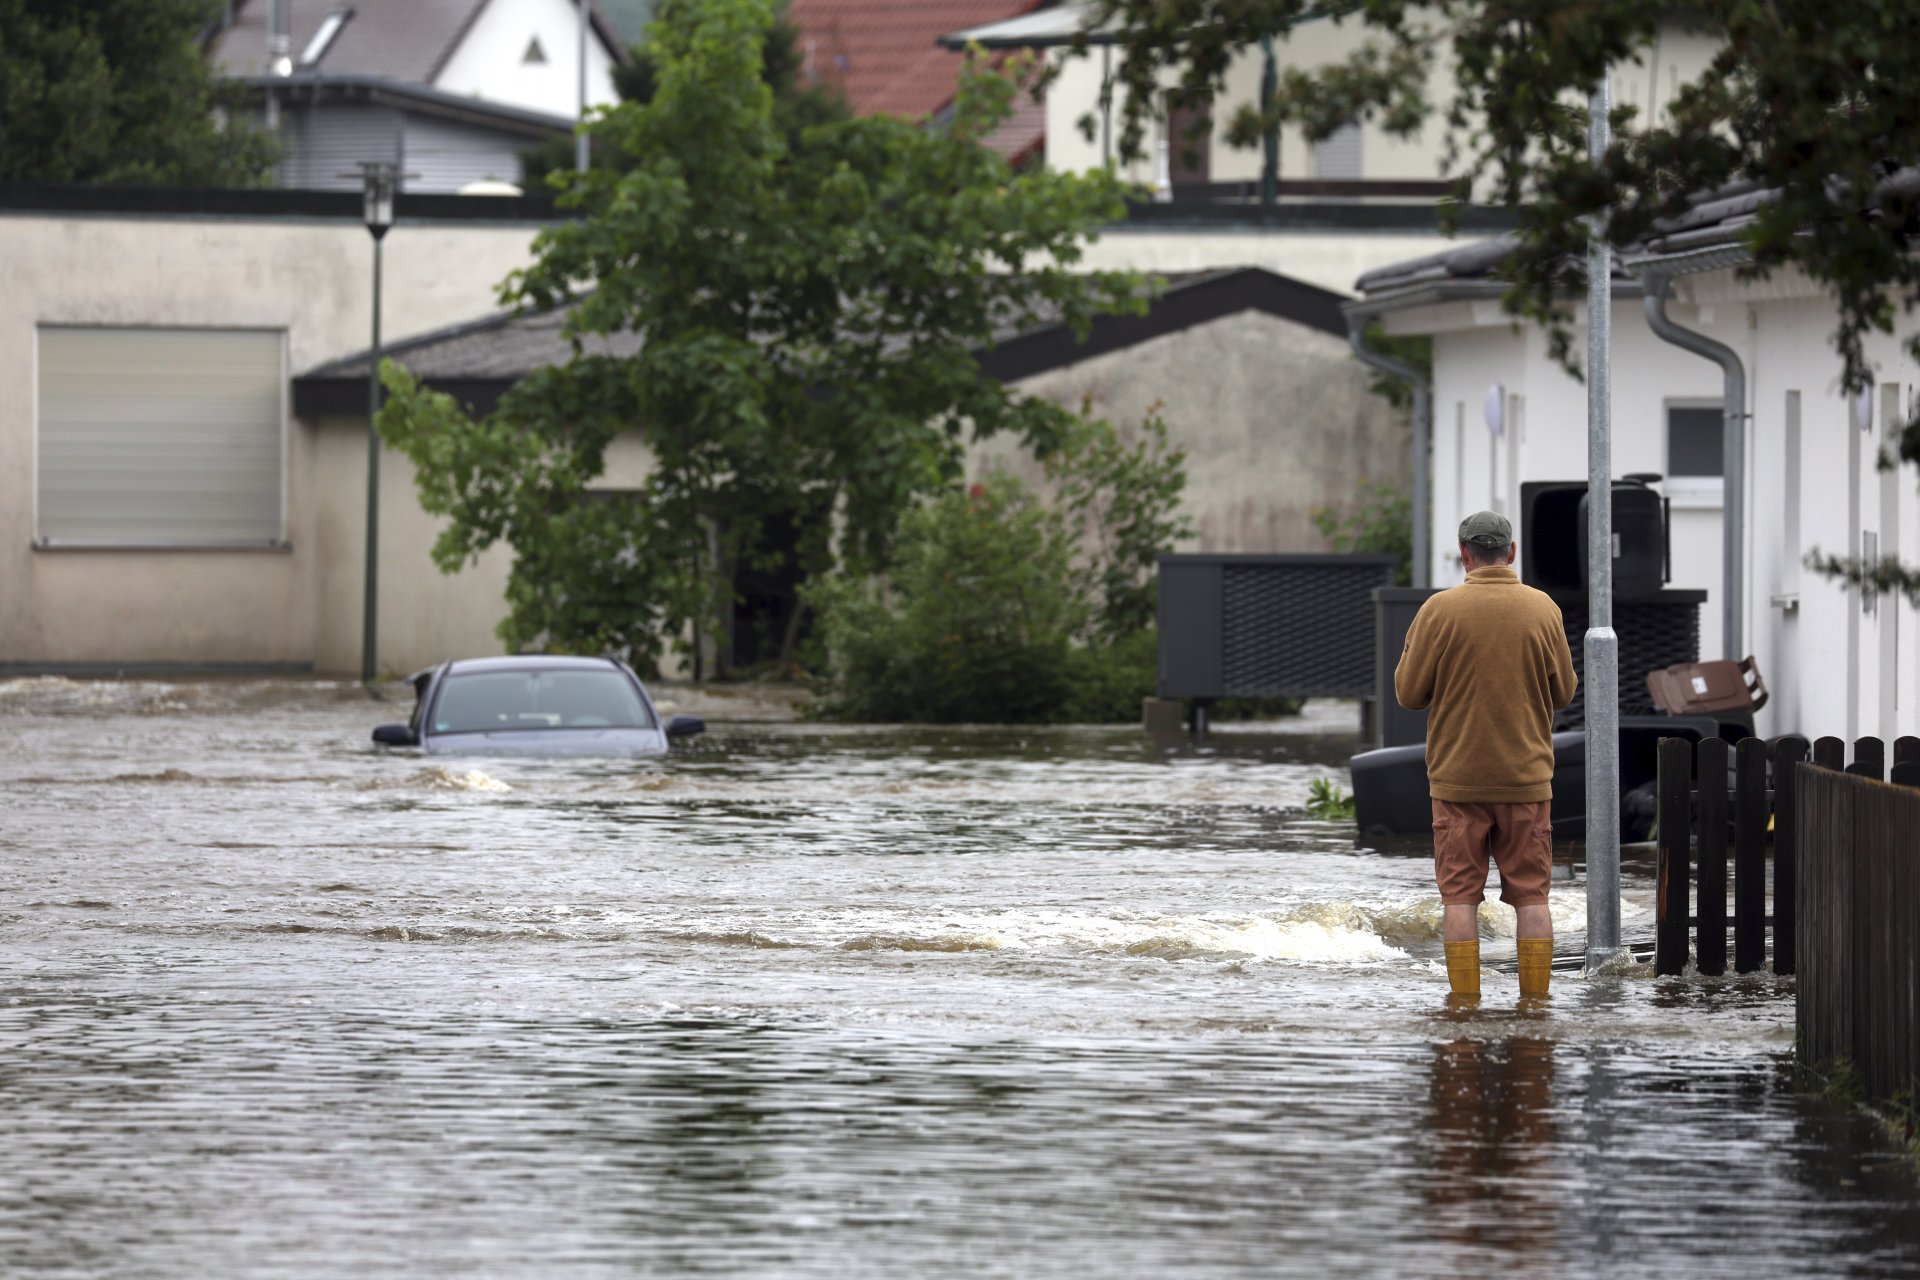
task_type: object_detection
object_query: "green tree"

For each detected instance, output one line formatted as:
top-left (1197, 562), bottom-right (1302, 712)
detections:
top-left (378, 0), bottom-right (1143, 675)
top-left (1083, 0), bottom-right (1920, 601)
top-left (519, 1), bottom-right (849, 187)
top-left (0, 0), bottom-right (275, 185)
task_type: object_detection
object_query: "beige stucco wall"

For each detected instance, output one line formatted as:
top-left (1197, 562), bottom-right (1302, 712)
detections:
top-left (977, 309), bottom-right (1409, 554)
top-left (0, 210), bottom-right (541, 671)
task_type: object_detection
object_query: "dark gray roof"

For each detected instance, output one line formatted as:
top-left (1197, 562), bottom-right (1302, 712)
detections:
top-left (1355, 172), bottom-right (1920, 299)
top-left (207, 0), bottom-right (624, 83)
top-left (306, 304), bottom-right (642, 382)
top-left (229, 73), bottom-right (581, 134)
top-left (294, 266), bottom-right (1354, 416)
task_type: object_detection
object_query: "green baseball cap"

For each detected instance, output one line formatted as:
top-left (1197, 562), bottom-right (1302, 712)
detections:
top-left (1459, 510), bottom-right (1512, 547)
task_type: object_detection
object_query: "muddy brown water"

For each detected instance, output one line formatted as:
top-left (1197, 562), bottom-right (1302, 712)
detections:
top-left (3, 678), bottom-right (1917, 1278)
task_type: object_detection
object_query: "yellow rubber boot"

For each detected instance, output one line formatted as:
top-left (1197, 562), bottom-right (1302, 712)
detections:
top-left (1444, 940), bottom-right (1481, 999)
top-left (1517, 937), bottom-right (1553, 999)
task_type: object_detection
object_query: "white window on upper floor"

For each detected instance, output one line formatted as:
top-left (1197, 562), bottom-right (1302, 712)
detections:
top-left (1313, 121), bottom-right (1363, 180)
top-left (35, 326), bottom-right (286, 548)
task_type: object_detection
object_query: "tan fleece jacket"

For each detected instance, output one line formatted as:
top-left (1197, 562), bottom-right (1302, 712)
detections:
top-left (1394, 566), bottom-right (1578, 803)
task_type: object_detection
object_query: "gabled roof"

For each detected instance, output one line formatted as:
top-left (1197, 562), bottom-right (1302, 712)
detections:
top-left (294, 266), bottom-right (1351, 417)
top-left (207, 0), bottom-right (625, 83)
top-left (785, 0), bottom-right (1042, 120)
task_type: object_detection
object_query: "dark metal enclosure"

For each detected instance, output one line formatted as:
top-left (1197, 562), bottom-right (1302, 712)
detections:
top-left (1157, 554), bottom-right (1400, 701)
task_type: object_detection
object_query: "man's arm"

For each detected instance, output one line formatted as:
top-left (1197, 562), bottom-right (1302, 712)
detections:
top-left (1546, 611), bottom-right (1578, 709)
top-left (1394, 606), bottom-right (1437, 711)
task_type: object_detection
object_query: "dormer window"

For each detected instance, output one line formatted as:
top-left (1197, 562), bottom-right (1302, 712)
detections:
top-left (523, 36), bottom-right (547, 65)
top-left (298, 8), bottom-right (353, 69)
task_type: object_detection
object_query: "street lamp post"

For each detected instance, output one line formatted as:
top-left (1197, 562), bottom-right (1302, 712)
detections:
top-left (357, 161), bottom-right (397, 685)
top-left (1584, 78), bottom-right (1625, 971)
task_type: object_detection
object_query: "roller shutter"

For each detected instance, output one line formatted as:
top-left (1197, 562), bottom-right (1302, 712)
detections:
top-left (37, 327), bottom-right (285, 546)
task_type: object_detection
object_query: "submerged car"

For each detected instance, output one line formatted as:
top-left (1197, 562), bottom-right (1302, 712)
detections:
top-left (370, 656), bottom-right (705, 758)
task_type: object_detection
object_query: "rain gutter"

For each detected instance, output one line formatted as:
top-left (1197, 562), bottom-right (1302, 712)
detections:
top-left (1629, 241), bottom-right (1754, 660)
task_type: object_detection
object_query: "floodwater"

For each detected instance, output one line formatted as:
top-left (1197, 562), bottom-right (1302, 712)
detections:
top-left (2, 678), bottom-right (1917, 1279)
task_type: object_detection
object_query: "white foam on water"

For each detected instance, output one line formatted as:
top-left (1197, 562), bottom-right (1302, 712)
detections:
top-left (360, 767), bottom-right (511, 793)
top-left (653, 901), bottom-right (1418, 968)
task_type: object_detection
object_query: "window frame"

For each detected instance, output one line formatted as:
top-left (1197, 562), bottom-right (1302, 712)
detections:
top-left (1662, 398), bottom-right (1725, 508)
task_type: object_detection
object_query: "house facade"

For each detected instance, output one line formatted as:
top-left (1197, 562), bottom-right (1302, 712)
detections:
top-left (945, 6), bottom-right (1720, 199)
top-left (0, 182), bottom-right (1437, 677)
top-left (206, 0), bottom-right (625, 193)
top-left (1352, 232), bottom-right (1920, 743)
top-left (0, 187), bottom-right (550, 676)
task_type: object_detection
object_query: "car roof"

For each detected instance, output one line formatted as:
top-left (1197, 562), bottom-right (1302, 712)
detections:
top-left (441, 656), bottom-right (625, 675)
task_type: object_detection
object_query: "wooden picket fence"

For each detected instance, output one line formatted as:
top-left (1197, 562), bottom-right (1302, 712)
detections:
top-left (1654, 733), bottom-right (1920, 978)
top-left (1796, 746), bottom-right (1920, 1101)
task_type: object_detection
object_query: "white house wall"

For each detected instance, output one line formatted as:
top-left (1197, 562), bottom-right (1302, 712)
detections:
top-left (1745, 298), bottom-right (1920, 742)
top-left (0, 211), bottom-right (540, 674)
top-left (1419, 280), bottom-right (1920, 741)
top-left (432, 0), bottom-right (620, 121)
top-left (1431, 308), bottom-right (1733, 664)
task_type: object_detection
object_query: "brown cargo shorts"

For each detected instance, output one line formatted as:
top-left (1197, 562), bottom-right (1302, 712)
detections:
top-left (1430, 798), bottom-right (1553, 907)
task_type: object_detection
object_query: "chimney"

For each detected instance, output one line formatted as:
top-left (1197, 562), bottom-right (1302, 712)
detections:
top-left (267, 0), bottom-right (293, 77)
top-left (265, 0), bottom-right (291, 132)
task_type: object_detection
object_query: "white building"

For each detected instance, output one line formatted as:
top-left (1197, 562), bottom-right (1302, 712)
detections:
top-left (944, 5), bottom-right (1720, 199)
top-left (206, 0), bottom-right (626, 193)
top-left (1350, 200), bottom-right (1920, 743)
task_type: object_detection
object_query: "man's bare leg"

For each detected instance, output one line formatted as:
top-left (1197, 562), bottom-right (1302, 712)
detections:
top-left (1516, 902), bottom-right (1552, 997)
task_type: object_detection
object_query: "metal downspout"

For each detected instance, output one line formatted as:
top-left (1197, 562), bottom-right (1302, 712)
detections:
top-left (1642, 275), bottom-right (1746, 659)
top-left (1346, 323), bottom-right (1430, 588)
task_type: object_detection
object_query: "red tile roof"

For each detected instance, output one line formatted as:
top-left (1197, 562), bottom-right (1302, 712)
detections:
top-left (786, 0), bottom-right (1044, 120)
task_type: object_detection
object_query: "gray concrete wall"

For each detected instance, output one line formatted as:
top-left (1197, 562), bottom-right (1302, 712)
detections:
top-left (982, 309), bottom-right (1410, 554)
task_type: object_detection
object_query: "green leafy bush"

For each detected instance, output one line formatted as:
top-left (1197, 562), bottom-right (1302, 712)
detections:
top-left (807, 406), bottom-right (1191, 723)
top-left (1313, 482), bottom-right (1413, 587)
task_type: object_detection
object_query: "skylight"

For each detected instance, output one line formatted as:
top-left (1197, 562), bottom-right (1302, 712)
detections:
top-left (298, 9), bottom-right (353, 68)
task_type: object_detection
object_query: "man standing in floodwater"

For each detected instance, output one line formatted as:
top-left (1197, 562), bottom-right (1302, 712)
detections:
top-left (1394, 511), bottom-right (1578, 1001)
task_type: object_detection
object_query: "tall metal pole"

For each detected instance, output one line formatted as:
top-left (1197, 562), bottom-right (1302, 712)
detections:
top-left (1259, 35), bottom-right (1278, 209)
top-left (362, 229), bottom-right (385, 684)
top-left (576, 0), bottom-right (590, 173)
top-left (1584, 76), bottom-right (1623, 969)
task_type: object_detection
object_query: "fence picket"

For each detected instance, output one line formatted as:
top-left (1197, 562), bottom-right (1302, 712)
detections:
top-left (1696, 737), bottom-right (1729, 975)
top-left (1853, 737), bottom-right (1885, 780)
top-left (1815, 737), bottom-right (1846, 771)
top-left (1772, 736), bottom-right (1808, 976)
top-left (1656, 736), bottom-right (1692, 976)
top-left (1735, 738), bottom-right (1768, 973)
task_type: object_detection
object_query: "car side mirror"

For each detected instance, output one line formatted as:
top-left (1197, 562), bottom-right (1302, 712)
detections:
top-left (371, 723), bottom-right (418, 746)
top-left (664, 714), bottom-right (706, 740)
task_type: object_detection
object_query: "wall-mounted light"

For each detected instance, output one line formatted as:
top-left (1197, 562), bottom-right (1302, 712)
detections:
top-left (1484, 383), bottom-right (1505, 437)
top-left (1852, 385), bottom-right (1874, 432)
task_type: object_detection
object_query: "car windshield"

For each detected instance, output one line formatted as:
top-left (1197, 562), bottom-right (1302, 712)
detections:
top-left (429, 669), bottom-right (654, 734)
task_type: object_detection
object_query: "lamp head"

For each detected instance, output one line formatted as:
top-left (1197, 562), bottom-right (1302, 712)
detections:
top-left (358, 161), bottom-right (398, 236)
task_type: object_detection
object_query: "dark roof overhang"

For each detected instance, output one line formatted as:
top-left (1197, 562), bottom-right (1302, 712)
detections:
top-left (237, 73), bottom-right (580, 138)
top-left (293, 266), bottom-right (1357, 418)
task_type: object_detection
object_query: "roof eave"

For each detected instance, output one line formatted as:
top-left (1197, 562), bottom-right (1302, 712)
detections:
top-left (234, 74), bottom-right (577, 136)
